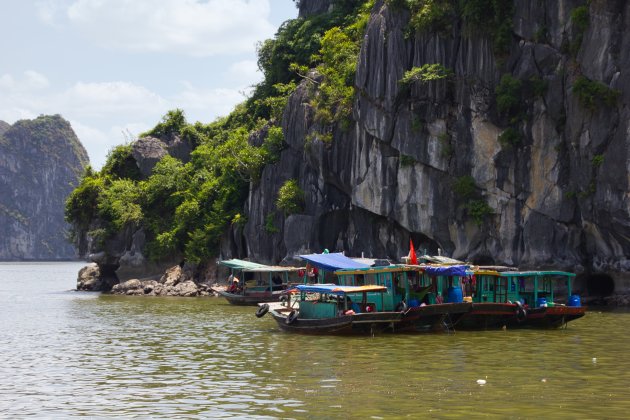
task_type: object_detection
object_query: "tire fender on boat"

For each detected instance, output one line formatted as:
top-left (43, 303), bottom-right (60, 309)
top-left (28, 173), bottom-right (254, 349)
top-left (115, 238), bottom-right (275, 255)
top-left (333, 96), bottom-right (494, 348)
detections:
top-left (515, 301), bottom-right (527, 322)
top-left (286, 310), bottom-right (298, 324)
top-left (396, 301), bottom-right (407, 312)
top-left (256, 303), bottom-right (270, 318)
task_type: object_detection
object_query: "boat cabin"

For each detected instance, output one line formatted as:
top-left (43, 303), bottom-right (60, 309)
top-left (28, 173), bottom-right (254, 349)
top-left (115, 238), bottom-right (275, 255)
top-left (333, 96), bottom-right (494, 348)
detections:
top-left (293, 284), bottom-right (388, 319)
top-left (218, 259), bottom-right (303, 295)
top-left (472, 270), bottom-right (578, 307)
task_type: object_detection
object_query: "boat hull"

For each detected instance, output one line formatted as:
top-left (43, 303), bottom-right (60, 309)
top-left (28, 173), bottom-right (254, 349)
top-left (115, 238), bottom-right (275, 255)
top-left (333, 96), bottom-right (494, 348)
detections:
top-left (400, 303), bottom-right (471, 332)
top-left (212, 288), bottom-right (284, 306)
top-left (516, 305), bottom-right (586, 328)
top-left (453, 303), bottom-right (586, 330)
top-left (269, 309), bottom-right (403, 335)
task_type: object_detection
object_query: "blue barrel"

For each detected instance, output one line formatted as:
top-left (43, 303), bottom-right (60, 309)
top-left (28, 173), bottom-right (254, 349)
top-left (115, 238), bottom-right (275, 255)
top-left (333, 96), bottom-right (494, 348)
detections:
top-left (408, 298), bottom-right (420, 308)
top-left (447, 287), bottom-right (463, 303)
top-left (568, 295), bottom-right (581, 307)
top-left (537, 297), bottom-right (547, 307)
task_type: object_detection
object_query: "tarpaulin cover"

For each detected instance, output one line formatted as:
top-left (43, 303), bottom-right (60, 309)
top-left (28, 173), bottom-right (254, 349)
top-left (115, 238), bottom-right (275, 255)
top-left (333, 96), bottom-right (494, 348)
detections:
top-left (299, 253), bottom-right (371, 271)
top-left (294, 284), bottom-right (387, 295)
top-left (218, 259), bottom-right (269, 270)
top-left (423, 265), bottom-right (469, 277)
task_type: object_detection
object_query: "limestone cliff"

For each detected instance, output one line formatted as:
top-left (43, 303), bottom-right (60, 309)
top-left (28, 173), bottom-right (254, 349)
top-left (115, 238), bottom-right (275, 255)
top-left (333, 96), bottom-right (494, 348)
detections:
top-left (234, 0), bottom-right (630, 293)
top-left (74, 0), bottom-right (630, 297)
top-left (0, 115), bottom-right (89, 260)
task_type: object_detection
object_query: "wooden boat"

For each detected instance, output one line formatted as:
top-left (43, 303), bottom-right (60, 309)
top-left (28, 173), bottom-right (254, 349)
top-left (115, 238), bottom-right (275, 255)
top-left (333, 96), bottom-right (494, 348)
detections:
top-left (212, 259), bottom-right (303, 306)
top-left (332, 258), bottom-right (585, 330)
top-left (453, 269), bottom-right (586, 329)
top-left (263, 284), bottom-right (405, 335)
top-left (333, 264), bottom-right (471, 332)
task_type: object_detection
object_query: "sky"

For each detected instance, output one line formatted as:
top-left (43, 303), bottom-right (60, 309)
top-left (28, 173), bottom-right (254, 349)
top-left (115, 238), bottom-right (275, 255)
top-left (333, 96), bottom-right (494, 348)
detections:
top-left (0, 0), bottom-right (299, 168)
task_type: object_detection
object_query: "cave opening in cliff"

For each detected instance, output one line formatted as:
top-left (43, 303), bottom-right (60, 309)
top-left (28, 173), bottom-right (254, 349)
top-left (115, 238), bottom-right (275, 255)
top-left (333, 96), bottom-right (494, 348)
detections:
top-left (410, 233), bottom-right (439, 256)
top-left (586, 273), bottom-right (615, 297)
top-left (469, 255), bottom-right (495, 266)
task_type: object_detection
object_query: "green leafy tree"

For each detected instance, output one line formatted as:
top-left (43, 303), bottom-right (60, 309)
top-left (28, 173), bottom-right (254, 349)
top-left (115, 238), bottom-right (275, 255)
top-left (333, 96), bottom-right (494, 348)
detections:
top-left (309, 27), bottom-right (360, 130)
top-left (101, 145), bottom-right (142, 180)
top-left (97, 179), bottom-right (143, 232)
top-left (400, 63), bottom-right (453, 85)
top-left (142, 109), bottom-right (187, 139)
top-left (276, 179), bottom-right (305, 215)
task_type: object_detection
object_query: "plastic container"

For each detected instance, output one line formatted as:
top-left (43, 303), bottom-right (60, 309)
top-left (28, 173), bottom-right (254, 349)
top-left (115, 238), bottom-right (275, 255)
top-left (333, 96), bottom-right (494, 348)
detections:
top-left (447, 287), bottom-right (463, 303)
top-left (536, 297), bottom-right (547, 307)
top-left (568, 294), bottom-right (581, 307)
top-left (408, 299), bottom-right (420, 308)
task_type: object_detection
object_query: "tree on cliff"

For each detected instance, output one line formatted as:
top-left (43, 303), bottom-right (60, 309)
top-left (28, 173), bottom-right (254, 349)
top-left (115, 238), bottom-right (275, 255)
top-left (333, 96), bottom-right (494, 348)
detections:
top-left (64, 1), bottom-right (373, 264)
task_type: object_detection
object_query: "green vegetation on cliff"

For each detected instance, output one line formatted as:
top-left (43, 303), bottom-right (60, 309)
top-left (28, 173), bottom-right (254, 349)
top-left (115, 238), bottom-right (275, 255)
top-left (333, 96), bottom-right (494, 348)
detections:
top-left (388, 0), bottom-right (514, 55)
top-left (65, 1), bottom-right (372, 262)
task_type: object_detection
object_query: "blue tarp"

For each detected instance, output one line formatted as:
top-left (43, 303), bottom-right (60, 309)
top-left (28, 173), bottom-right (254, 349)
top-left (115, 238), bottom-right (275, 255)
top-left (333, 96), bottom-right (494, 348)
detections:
top-left (423, 265), bottom-right (469, 277)
top-left (299, 253), bottom-right (371, 271)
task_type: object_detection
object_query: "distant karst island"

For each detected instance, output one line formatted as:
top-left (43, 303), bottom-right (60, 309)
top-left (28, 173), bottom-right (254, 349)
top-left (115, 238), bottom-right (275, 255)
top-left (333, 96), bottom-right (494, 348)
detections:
top-left (0, 114), bottom-right (88, 260)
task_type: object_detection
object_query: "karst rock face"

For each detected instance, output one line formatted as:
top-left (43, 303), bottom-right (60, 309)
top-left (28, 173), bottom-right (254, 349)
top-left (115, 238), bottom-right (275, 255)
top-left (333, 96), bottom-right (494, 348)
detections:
top-left (0, 115), bottom-right (88, 260)
top-left (234, 0), bottom-right (630, 291)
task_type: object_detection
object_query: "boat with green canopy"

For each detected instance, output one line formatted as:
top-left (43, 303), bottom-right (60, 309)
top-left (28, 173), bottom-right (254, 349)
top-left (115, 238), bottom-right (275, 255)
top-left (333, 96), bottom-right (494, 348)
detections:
top-left (212, 259), bottom-right (303, 306)
top-left (453, 269), bottom-right (586, 329)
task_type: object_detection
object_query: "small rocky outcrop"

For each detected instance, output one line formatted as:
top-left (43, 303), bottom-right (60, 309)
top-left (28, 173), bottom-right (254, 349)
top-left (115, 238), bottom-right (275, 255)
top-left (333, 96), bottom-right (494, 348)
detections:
top-left (77, 263), bottom-right (101, 291)
top-left (131, 136), bottom-right (167, 179)
top-left (109, 265), bottom-right (214, 297)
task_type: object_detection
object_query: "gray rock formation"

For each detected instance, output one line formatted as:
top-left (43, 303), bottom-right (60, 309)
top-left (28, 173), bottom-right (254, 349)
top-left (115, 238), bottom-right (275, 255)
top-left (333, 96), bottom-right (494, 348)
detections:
top-left (0, 115), bottom-right (89, 260)
top-left (109, 264), bottom-right (213, 296)
top-left (297, 0), bottom-right (333, 18)
top-left (234, 0), bottom-right (630, 295)
top-left (132, 136), bottom-right (168, 179)
top-left (77, 263), bottom-right (101, 291)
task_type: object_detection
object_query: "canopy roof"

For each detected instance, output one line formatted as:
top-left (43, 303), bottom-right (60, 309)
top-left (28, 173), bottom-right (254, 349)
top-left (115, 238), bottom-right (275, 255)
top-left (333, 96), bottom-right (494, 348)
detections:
top-left (299, 253), bottom-right (371, 271)
top-left (293, 284), bottom-right (387, 295)
top-left (219, 259), bottom-right (302, 272)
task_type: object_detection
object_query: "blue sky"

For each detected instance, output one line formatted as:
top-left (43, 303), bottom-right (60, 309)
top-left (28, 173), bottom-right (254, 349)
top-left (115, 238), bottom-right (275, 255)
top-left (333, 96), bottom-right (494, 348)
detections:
top-left (0, 0), bottom-right (298, 168)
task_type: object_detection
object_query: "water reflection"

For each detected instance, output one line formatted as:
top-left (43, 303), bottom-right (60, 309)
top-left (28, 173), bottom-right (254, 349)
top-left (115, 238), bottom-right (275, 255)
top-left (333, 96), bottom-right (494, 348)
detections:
top-left (1, 263), bottom-right (630, 418)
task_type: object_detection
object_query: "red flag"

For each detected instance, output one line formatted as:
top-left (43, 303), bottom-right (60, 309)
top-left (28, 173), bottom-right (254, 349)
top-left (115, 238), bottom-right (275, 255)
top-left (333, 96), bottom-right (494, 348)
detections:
top-left (408, 239), bottom-right (418, 265)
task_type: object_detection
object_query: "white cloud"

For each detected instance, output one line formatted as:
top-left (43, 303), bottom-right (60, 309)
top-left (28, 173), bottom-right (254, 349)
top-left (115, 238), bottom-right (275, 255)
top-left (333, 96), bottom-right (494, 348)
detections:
top-left (70, 120), bottom-right (153, 169)
top-left (227, 60), bottom-right (263, 87)
top-left (0, 72), bottom-right (169, 168)
top-left (172, 83), bottom-right (248, 122)
top-left (0, 70), bottom-right (49, 92)
top-left (35, 0), bottom-right (65, 26)
top-left (61, 81), bottom-right (167, 118)
top-left (57, 0), bottom-right (275, 56)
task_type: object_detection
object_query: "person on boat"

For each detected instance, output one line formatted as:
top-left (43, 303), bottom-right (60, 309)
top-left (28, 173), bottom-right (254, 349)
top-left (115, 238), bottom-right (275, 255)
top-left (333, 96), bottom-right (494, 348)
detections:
top-left (345, 296), bottom-right (361, 314)
top-left (227, 278), bottom-right (239, 293)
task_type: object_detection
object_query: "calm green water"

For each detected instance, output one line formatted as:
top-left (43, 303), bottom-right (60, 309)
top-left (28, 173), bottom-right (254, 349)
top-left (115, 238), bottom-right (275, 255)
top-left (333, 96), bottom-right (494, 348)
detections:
top-left (1, 262), bottom-right (629, 418)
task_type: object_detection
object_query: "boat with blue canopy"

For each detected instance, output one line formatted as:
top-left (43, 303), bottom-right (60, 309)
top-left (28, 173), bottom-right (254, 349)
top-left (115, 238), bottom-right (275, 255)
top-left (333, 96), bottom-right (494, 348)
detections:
top-left (262, 283), bottom-right (407, 335)
top-left (333, 264), bottom-right (472, 331)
